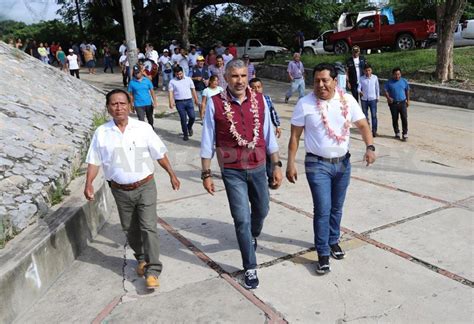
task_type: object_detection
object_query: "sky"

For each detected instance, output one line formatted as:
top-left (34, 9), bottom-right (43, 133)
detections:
top-left (1, 0), bottom-right (60, 24)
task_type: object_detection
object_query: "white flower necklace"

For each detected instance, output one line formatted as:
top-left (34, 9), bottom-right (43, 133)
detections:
top-left (316, 88), bottom-right (351, 144)
top-left (221, 87), bottom-right (261, 149)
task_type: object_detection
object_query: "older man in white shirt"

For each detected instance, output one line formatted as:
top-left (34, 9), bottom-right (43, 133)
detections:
top-left (84, 89), bottom-right (180, 290)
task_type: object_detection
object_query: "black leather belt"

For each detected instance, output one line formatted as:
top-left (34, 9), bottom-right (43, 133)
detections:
top-left (175, 98), bottom-right (192, 102)
top-left (306, 152), bottom-right (350, 163)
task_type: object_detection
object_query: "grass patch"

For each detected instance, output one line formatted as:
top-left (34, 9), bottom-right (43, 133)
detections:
top-left (92, 112), bottom-right (108, 131)
top-left (269, 47), bottom-right (474, 89)
top-left (51, 181), bottom-right (71, 206)
top-left (154, 111), bottom-right (167, 119)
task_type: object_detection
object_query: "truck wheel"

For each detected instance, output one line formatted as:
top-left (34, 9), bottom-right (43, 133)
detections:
top-left (303, 47), bottom-right (314, 55)
top-left (334, 41), bottom-right (349, 55)
top-left (396, 33), bottom-right (415, 50)
top-left (264, 51), bottom-right (276, 60)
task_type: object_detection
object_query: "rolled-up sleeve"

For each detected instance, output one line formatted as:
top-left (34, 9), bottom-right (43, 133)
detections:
top-left (200, 97), bottom-right (216, 159)
top-left (263, 99), bottom-right (279, 154)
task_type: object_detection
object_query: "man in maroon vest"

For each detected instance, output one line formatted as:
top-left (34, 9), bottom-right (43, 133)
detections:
top-left (200, 59), bottom-right (283, 289)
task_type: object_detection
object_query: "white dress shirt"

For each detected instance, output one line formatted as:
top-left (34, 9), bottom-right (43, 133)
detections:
top-left (86, 118), bottom-right (167, 184)
top-left (200, 92), bottom-right (279, 159)
top-left (357, 74), bottom-right (380, 101)
top-left (168, 76), bottom-right (195, 100)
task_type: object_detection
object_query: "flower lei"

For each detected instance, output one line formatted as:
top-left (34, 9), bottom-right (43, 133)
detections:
top-left (317, 89), bottom-right (351, 144)
top-left (221, 87), bottom-right (260, 149)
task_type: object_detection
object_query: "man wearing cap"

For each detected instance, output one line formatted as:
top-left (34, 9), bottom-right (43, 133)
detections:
top-left (169, 66), bottom-right (199, 141)
top-left (128, 64), bottom-right (157, 129)
top-left (66, 49), bottom-right (80, 79)
top-left (159, 49), bottom-right (173, 91)
top-left (190, 55), bottom-right (210, 109)
top-left (345, 46), bottom-right (366, 102)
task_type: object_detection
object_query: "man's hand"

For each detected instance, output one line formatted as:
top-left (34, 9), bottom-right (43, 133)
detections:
top-left (84, 183), bottom-right (94, 201)
top-left (194, 99), bottom-right (199, 106)
top-left (406, 100), bottom-right (410, 107)
top-left (169, 102), bottom-right (175, 110)
top-left (275, 127), bottom-right (282, 138)
top-left (364, 150), bottom-right (376, 166)
top-left (286, 163), bottom-right (298, 183)
top-left (387, 97), bottom-right (393, 104)
top-left (203, 177), bottom-right (215, 195)
top-left (270, 167), bottom-right (283, 189)
top-left (170, 174), bottom-right (180, 190)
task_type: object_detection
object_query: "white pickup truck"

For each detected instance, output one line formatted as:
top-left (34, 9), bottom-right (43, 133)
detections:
top-left (236, 39), bottom-right (288, 60)
top-left (303, 30), bottom-right (335, 55)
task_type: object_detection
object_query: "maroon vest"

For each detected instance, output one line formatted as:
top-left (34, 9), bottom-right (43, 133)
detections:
top-left (212, 89), bottom-right (266, 169)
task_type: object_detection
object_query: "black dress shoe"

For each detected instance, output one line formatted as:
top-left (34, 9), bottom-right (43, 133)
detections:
top-left (188, 128), bottom-right (193, 137)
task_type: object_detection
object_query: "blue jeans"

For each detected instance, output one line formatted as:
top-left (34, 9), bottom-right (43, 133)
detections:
top-left (305, 154), bottom-right (351, 256)
top-left (360, 100), bottom-right (378, 133)
top-left (175, 99), bottom-right (195, 137)
top-left (221, 165), bottom-right (270, 270)
top-left (286, 78), bottom-right (305, 99)
top-left (162, 71), bottom-right (172, 90)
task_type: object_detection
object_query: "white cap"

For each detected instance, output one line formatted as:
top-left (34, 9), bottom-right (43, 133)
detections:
top-left (68, 49), bottom-right (73, 52)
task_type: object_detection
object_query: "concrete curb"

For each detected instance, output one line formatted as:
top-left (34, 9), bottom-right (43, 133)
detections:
top-left (256, 64), bottom-right (474, 109)
top-left (0, 176), bottom-right (113, 323)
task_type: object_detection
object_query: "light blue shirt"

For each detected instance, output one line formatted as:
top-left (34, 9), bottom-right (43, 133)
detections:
top-left (358, 74), bottom-right (380, 101)
top-left (200, 93), bottom-right (279, 159)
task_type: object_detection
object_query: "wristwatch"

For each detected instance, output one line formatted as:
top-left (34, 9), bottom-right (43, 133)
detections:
top-left (272, 161), bottom-right (283, 168)
top-left (366, 145), bottom-right (375, 152)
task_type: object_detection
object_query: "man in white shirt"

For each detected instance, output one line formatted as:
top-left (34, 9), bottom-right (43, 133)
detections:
top-left (145, 43), bottom-right (159, 64)
top-left (119, 40), bottom-right (127, 56)
top-left (168, 66), bottom-right (199, 141)
top-left (84, 89), bottom-right (180, 290)
top-left (287, 63), bottom-right (375, 275)
top-left (358, 64), bottom-right (380, 137)
top-left (66, 49), bottom-right (80, 79)
top-left (171, 47), bottom-right (181, 67)
top-left (187, 46), bottom-right (199, 70)
top-left (119, 50), bottom-right (130, 87)
top-left (159, 49), bottom-right (173, 91)
top-left (222, 47), bottom-right (234, 66)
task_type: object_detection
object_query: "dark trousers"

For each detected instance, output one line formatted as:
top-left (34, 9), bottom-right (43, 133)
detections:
top-left (104, 57), bottom-right (114, 73)
top-left (69, 69), bottom-right (80, 79)
top-left (360, 100), bottom-right (378, 133)
top-left (152, 73), bottom-right (159, 88)
top-left (136, 105), bottom-right (154, 128)
top-left (176, 99), bottom-right (195, 137)
top-left (350, 83), bottom-right (359, 102)
top-left (389, 101), bottom-right (408, 136)
top-left (122, 67), bottom-right (130, 87)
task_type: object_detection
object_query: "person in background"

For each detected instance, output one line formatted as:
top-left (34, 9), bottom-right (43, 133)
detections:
top-left (159, 49), bottom-right (173, 91)
top-left (200, 75), bottom-right (223, 120)
top-left (187, 46), bottom-right (199, 72)
top-left (384, 67), bottom-right (410, 142)
top-left (56, 46), bottom-right (67, 72)
top-left (83, 45), bottom-right (96, 74)
top-left (103, 45), bottom-right (114, 73)
top-left (242, 54), bottom-right (256, 79)
top-left (222, 48), bottom-right (234, 66)
top-left (209, 55), bottom-right (227, 89)
top-left (215, 41), bottom-right (225, 56)
top-left (168, 66), bottom-right (199, 141)
top-left (228, 42), bottom-right (238, 58)
top-left (334, 62), bottom-right (346, 93)
top-left (346, 45), bottom-right (366, 102)
top-left (190, 55), bottom-right (210, 110)
top-left (66, 49), bottom-right (80, 79)
top-left (249, 78), bottom-right (282, 188)
top-left (285, 52), bottom-right (305, 103)
top-left (205, 48), bottom-right (217, 66)
top-left (119, 49), bottom-right (130, 87)
top-left (358, 64), bottom-right (379, 137)
top-left (37, 42), bottom-right (49, 64)
top-left (128, 65), bottom-right (157, 129)
top-left (15, 38), bottom-right (23, 49)
top-left (50, 41), bottom-right (59, 65)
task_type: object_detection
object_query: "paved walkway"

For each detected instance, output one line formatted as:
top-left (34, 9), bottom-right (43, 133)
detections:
top-left (17, 69), bottom-right (473, 323)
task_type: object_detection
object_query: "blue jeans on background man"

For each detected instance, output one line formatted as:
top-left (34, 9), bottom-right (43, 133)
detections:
top-left (360, 99), bottom-right (378, 134)
top-left (221, 164), bottom-right (269, 270)
top-left (286, 78), bottom-right (305, 100)
top-left (305, 154), bottom-right (351, 256)
top-left (175, 99), bottom-right (195, 138)
top-left (162, 71), bottom-right (172, 90)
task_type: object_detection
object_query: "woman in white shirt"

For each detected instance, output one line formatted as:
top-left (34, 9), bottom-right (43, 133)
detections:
top-left (200, 75), bottom-right (223, 119)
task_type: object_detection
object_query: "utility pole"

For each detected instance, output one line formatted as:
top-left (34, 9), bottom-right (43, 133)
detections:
top-left (121, 0), bottom-right (138, 73)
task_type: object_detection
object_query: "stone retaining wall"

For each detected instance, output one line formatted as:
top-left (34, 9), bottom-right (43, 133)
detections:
top-left (0, 42), bottom-right (107, 243)
top-left (256, 64), bottom-right (474, 109)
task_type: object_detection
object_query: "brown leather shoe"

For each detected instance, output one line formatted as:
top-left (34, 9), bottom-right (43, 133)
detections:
top-left (136, 261), bottom-right (146, 277)
top-left (146, 275), bottom-right (160, 290)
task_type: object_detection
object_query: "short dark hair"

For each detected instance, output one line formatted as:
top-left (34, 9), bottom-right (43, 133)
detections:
top-left (313, 63), bottom-right (337, 79)
top-left (249, 77), bottom-right (262, 86)
top-left (209, 75), bottom-right (219, 83)
top-left (392, 67), bottom-right (401, 74)
top-left (216, 55), bottom-right (224, 60)
top-left (173, 66), bottom-right (183, 73)
top-left (364, 64), bottom-right (372, 70)
top-left (106, 89), bottom-right (130, 105)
